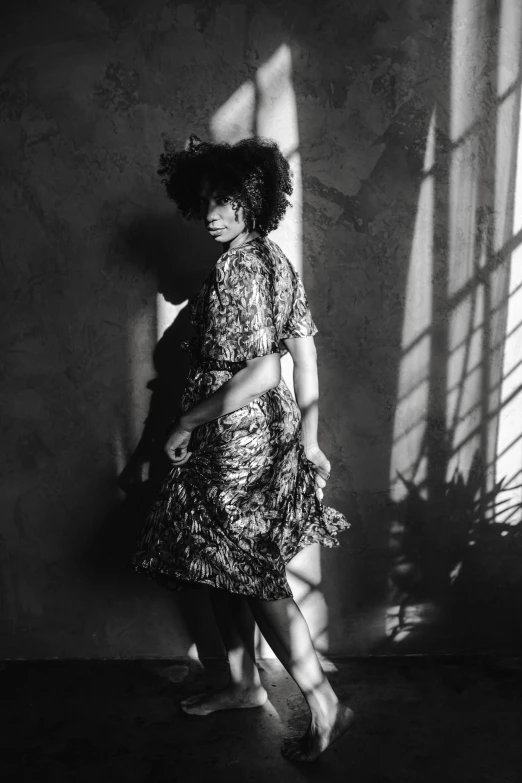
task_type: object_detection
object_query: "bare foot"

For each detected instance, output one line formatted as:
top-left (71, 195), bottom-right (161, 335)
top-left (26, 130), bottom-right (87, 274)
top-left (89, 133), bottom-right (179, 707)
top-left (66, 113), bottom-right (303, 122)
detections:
top-left (281, 702), bottom-right (354, 762)
top-left (180, 684), bottom-right (268, 716)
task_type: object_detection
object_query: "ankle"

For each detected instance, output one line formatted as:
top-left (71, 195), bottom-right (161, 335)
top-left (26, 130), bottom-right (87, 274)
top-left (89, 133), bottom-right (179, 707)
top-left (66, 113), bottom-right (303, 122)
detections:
top-left (227, 656), bottom-right (262, 689)
top-left (308, 683), bottom-right (339, 722)
top-left (229, 671), bottom-right (263, 690)
top-left (230, 681), bottom-right (264, 693)
top-left (228, 666), bottom-right (263, 690)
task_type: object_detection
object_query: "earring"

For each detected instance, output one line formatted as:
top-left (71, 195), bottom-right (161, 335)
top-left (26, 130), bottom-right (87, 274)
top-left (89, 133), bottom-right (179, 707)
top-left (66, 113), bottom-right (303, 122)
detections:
top-left (252, 217), bottom-right (256, 230)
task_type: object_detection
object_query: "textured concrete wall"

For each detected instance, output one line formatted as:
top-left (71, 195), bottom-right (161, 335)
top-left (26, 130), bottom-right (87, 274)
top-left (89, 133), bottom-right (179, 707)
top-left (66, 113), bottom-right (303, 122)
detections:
top-left (2, 0), bottom-right (522, 658)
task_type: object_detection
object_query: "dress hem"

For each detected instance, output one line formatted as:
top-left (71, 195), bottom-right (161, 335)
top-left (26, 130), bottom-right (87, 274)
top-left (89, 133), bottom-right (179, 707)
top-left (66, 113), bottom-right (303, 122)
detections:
top-left (132, 562), bottom-right (294, 600)
top-left (132, 520), bottom-right (350, 601)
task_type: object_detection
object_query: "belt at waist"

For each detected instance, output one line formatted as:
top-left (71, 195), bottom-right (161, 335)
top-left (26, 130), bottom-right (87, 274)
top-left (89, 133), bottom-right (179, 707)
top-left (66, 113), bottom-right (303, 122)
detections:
top-left (181, 338), bottom-right (243, 372)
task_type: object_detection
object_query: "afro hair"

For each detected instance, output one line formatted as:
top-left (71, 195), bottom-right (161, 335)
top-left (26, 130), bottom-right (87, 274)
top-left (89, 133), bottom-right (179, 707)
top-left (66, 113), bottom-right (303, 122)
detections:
top-left (157, 134), bottom-right (293, 236)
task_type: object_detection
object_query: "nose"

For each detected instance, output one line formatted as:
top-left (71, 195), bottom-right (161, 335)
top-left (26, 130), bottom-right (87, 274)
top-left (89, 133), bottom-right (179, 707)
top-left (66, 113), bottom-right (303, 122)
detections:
top-left (202, 198), bottom-right (218, 225)
top-left (205, 201), bottom-right (219, 225)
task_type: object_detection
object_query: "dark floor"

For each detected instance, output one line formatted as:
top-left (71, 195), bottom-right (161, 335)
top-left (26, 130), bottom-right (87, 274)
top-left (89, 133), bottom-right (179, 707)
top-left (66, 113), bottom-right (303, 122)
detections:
top-left (1, 656), bottom-right (522, 782)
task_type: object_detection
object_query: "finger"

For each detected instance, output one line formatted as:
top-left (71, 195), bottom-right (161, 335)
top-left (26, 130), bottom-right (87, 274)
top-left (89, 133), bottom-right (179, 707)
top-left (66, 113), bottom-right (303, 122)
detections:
top-left (315, 487), bottom-right (323, 501)
top-left (165, 448), bottom-right (190, 464)
top-left (320, 463), bottom-right (331, 478)
top-left (315, 475), bottom-right (326, 489)
top-left (168, 457), bottom-right (191, 466)
top-left (165, 442), bottom-right (185, 457)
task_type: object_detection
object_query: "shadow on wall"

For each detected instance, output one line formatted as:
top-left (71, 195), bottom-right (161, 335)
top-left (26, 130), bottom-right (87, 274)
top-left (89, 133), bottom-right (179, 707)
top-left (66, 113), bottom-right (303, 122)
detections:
top-left (25, 0), bottom-right (522, 660)
top-left (386, 448), bottom-right (522, 652)
top-left (74, 206), bottom-right (226, 659)
top-left (305, 0), bottom-right (457, 654)
top-left (379, 0), bottom-right (522, 654)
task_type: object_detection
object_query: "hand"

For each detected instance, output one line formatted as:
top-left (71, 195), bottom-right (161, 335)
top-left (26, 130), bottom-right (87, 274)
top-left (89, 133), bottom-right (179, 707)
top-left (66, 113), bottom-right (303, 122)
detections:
top-left (303, 442), bottom-right (331, 501)
top-left (165, 418), bottom-right (193, 465)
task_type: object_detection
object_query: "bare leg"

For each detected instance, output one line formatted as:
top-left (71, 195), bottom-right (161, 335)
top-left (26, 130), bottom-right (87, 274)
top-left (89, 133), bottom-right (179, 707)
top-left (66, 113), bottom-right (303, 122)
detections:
top-left (180, 588), bottom-right (267, 715)
top-left (247, 595), bottom-right (354, 762)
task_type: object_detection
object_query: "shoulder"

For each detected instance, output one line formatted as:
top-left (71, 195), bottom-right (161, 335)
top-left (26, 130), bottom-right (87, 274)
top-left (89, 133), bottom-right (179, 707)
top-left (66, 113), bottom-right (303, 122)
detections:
top-left (263, 237), bottom-right (297, 273)
top-left (216, 241), bottom-right (270, 284)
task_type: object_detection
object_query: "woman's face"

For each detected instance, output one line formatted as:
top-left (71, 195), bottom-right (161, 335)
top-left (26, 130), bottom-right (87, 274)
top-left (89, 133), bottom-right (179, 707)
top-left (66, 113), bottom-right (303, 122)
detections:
top-left (198, 179), bottom-right (250, 247)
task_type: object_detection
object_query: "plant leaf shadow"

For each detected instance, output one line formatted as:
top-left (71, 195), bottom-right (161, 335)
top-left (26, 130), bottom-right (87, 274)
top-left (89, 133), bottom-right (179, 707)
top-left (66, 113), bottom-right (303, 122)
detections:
top-left (381, 444), bottom-right (522, 653)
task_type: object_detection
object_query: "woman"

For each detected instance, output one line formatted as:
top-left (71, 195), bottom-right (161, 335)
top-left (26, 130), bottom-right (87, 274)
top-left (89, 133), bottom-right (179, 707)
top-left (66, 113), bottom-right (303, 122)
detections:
top-left (132, 135), bottom-right (353, 762)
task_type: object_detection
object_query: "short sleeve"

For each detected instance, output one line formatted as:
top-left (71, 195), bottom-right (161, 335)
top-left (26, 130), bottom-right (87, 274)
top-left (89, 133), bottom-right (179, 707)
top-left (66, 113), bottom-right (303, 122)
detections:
top-left (281, 265), bottom-right (319, 340)
top-left (200, 250), bottom-right (280, 364)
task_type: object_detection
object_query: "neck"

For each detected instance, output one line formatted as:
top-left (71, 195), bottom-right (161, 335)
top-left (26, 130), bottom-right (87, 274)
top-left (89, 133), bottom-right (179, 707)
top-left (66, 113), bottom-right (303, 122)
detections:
top-left (223, 230), bottom-right (260, 252)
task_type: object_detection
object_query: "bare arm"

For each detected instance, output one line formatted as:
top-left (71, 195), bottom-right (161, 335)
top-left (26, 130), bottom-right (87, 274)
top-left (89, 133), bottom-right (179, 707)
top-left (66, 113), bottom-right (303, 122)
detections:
top-left (283, 334), bottom-right (331, 497)
top-left (180, 352), bottom-right (281, 431)
top-left (282, 335), bottom-right (319, 448)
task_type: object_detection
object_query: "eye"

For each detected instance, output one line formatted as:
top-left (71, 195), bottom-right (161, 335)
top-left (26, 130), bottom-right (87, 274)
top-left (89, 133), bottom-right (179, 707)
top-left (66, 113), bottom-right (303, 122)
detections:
top-left (216, 195), bottom-right (231, 205)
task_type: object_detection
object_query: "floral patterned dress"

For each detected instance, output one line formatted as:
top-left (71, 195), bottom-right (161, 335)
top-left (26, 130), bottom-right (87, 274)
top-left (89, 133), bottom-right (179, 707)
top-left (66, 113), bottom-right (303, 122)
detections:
top-left (132, 236), bottom-right (350, 599)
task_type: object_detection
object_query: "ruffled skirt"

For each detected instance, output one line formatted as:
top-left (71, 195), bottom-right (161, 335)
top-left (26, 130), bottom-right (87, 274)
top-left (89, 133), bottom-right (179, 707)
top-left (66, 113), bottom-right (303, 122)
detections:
top-left (132, 363), bottom-right (350, 600)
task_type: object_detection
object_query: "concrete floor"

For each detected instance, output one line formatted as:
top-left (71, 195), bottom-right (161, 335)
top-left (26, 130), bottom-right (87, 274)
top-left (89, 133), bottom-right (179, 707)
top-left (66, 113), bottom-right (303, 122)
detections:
top-left (1, 656), bottom-right (521, 782)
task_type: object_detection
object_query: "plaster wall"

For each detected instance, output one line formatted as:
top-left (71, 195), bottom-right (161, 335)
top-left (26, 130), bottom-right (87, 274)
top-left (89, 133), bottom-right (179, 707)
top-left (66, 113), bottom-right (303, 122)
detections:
top-left (2, 0), bottom-right (522, 658)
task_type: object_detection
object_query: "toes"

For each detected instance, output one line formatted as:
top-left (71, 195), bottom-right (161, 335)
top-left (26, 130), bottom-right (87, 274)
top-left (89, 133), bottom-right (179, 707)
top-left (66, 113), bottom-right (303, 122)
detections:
top-left (180, 693), bottom-right (205, 704)
top-left (180, 696), bottom-right (209, 714)
top-left (180, 700), bottom-right (198, 712)
top-left (281, 738), bottom-right (300, 759)
top-left (281, 735), bottom-right (319, 763)
top-left (181, 703), bottom-right (209, 716)
top-left (180, 698), bottom-right (199, 708)
top-left (282, 744), bottom-right (315, 763)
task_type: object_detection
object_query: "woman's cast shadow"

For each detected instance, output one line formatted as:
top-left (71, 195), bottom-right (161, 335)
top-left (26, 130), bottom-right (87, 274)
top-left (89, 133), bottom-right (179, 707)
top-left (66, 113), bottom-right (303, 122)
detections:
top-left (81, 209), bottom-right (227, 668)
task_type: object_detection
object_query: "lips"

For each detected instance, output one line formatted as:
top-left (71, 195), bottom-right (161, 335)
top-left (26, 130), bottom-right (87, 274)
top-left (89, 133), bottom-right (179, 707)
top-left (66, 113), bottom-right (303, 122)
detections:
top-left (208, 227), bottom-right (224, 235)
